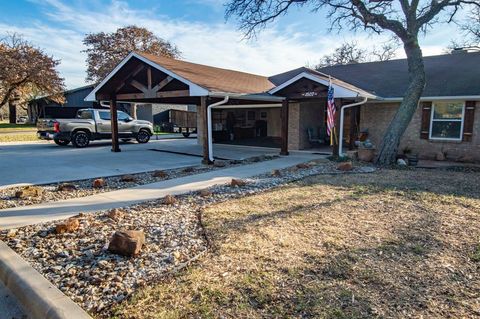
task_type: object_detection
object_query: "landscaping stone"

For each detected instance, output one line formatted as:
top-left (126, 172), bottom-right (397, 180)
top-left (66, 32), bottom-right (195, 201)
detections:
top-left (107, 208), bottom-right (124, 221)
top-left (152, 170), bottom-right (168, 178)
top-left (271, 169), bottom-right (282, 177)
top-left (458, 155), bottom-right (474, 163)
top-left (108, 230), bottom-right (145, 257)
top-left (0, 155), bottom-right (277, 210)
top-left (231, 179), bottom-right (247, 187)
top-left (120, 175), bottom-right (137, 183)
top-left (182, 167), bottom-right (195, 173)
top-left (337, 161), bottom-right (353, 171)
top-left (6, 229), bottom-right (16, 238)
top-left (213, 161), bottom-right (227, 168)
top-left (358, 148), bottom-right (375, 162)
top-left (15, 186), bottom-right (43, 199)
top-left (199, 190), bottom-right (212, 197)
top-left (163, 195), bottom-right (176, 205)
top-left (92, 179), bottom-right (105, 188)
top-left (55, 218), bottom-right (80, 234)
top-left (296, 163), bottom-right (310, 169)
top-left (57, 183), bottom-right (77, 192)
top-left (435, 152), bottom-right (446, 161)
top-left (0, 159), bottom-right (375, 315)
top-left (397, 158), bottom-right (408, 166)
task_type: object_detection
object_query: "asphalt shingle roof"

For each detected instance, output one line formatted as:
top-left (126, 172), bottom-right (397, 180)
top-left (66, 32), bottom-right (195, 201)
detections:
top-left (137, 52), bottom-right (275, 94)
top-left (314, 52), bottom-right (480, 98)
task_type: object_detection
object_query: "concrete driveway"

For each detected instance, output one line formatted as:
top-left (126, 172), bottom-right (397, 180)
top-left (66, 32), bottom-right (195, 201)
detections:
top-left (0, 138), bottom-right (279, 189)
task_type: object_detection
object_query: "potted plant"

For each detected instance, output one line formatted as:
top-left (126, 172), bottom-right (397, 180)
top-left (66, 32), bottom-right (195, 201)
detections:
top-left (357, 139), bottom-right (376, 162)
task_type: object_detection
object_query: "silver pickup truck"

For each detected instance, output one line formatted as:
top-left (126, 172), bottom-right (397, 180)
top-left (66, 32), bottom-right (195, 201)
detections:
top-left (37, 108), bottom-right (153, 148)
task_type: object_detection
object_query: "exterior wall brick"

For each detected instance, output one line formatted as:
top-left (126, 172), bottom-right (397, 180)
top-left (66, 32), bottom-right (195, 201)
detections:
top-left (360, 101), bottom-right (480, 161)
top-left (287, 102), bottom-right (300, 150)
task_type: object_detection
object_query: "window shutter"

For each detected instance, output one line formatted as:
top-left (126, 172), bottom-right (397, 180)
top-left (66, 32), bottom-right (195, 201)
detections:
top-left (420, 101), bottom-right (432, 139)
top-left (463, 101), bottom-right (476, 142)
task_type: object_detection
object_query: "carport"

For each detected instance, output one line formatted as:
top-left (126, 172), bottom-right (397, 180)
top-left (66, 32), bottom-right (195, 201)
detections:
top-left (85, 52), bottom-right (287, 164)
top-left (85, 52), bottom-right (377, 163)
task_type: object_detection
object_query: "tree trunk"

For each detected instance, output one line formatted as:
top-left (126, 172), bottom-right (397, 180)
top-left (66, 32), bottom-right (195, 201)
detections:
top-left (375, 38), bottom-right (426, 165)
top-left (131, 103), bottom-right (137, 119)
top-left (8, 101), bottom-right (16, 124)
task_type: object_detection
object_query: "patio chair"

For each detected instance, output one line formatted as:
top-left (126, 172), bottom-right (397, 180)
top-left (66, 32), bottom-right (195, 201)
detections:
top-left (307, 128), bottom-right (322, 145)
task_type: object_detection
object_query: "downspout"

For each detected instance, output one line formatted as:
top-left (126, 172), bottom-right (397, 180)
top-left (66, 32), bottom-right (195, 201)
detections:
top-left (207, 96), bottom-right (230, 162)
top-left (338, 96), bottom-right (368, 157)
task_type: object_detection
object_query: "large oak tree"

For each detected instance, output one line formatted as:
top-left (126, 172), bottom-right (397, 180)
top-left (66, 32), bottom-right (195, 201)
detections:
top-left (0, 34), bottom-right (64, 123)
top-left (226, 0), bottom-right (480, 165)
top-left (83, 25), bottom-right (181, 83)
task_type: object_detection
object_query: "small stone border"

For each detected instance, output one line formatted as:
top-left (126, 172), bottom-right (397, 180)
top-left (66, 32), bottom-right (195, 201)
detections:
top-left (0, 155), bottom-right (278, 210)
top-left (0, 160), bottom-right (375, 317)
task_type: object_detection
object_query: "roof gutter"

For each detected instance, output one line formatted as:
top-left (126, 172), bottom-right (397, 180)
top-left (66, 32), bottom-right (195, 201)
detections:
top-left (379, 96), bottom-right (480, 102)
top-left (338, 96), bottom-right (368, 157)
top-left (209, 92), bottom-right (285, 102)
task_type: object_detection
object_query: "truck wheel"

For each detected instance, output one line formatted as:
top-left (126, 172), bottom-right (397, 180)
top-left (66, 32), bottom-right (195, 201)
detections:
top-left (54, 138), bottom-right (70, 146)
top-left (136, 129), bottom-right (150, 143)
top-left (182, 133), bottom-right (191, 138)
top-left (72, 131), bottom-right (90, 148)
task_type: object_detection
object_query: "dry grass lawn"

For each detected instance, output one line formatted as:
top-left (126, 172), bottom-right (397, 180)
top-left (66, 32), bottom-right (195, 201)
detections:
top-left (0, 133), bottom-right (37, 143)
top-left (111, 168), bottom-right (480, 319)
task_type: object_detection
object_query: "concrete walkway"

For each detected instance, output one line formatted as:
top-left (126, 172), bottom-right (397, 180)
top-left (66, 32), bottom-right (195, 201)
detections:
top-left (0, 153), bottom-right (322, 229)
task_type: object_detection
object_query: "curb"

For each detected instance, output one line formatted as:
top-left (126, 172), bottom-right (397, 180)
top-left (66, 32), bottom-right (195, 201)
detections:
top-left (0, 241), bottom-right (91, 319)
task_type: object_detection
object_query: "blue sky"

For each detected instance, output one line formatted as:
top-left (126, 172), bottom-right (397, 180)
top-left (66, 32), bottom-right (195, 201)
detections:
top-left (0, 0), bottom-right (465, 89)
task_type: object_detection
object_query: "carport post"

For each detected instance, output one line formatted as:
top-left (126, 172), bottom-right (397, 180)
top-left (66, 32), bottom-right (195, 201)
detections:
top-left (110, 98), bottom-right (121, 152)
top-left (280, 99), bottom-right (289, 156)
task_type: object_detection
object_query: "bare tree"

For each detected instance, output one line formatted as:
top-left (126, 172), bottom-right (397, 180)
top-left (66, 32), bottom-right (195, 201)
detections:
top-left (316, 40), bottom-right (398, 67)
top-left (0, 34), bottom-right (64, 123)
top-left (83, 25), bottom-right (181, 83)
top-left (461, 6), bottom-right (480, 42)
top-left (226, 0), bottom-right (480, 165)
top-left (371, 42), bottom-right (399, 61)
top-left (316, 41), bottom-right (367, 67)
top-left (447, 6), bottom-right (480, 49)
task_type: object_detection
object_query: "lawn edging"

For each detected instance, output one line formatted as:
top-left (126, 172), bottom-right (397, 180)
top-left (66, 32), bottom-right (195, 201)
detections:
top-left (0, 241), bottom-right (91, 319)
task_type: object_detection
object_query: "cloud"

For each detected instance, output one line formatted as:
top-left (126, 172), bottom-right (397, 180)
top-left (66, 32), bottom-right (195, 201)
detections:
top-left (3, 0), bottom-right (450, 89)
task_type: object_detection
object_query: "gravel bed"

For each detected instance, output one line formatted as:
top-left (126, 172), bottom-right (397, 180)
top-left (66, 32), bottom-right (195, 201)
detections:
top-left (0, 155), bottom-right (278, 210)
top-left (0, 160), bottom-right (374, 316)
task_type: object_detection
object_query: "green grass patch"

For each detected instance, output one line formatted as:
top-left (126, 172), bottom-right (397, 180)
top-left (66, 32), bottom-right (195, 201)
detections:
top-left (152, 132), bottom-right (173, 135)
top-left (0, 122), bottom-right (36, 131)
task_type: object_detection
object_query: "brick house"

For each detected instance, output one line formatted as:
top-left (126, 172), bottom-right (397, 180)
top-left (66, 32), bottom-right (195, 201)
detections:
top-left (318, 51), bottom-right (479, 162)
top-left (86, 50), bottom-right (479, 163)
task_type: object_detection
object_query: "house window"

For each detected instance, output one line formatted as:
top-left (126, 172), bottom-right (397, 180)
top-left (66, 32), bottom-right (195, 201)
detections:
top-left (429, 101), bottom-right (465, 140)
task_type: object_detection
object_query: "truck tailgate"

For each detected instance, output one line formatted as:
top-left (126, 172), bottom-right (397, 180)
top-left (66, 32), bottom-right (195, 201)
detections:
top-left (37, 119), bottom-right (55, 131)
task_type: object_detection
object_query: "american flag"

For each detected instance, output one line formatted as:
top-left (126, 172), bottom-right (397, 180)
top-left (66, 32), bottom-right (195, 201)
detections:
top-left (326, 81), bottom-right (336, 140)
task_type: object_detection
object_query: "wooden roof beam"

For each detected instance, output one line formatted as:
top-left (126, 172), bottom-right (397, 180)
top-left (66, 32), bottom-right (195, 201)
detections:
top-left (114, 64), bottom-right (145, 93)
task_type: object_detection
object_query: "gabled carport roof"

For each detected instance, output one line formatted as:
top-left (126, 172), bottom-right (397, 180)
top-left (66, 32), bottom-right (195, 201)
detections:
top-left (85, 51), bottom-right (376, 102)
top-left (269, 67), bottom-right (377, 99)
